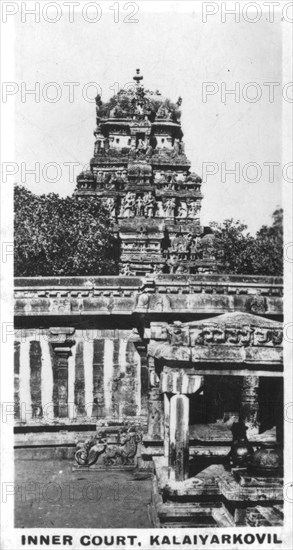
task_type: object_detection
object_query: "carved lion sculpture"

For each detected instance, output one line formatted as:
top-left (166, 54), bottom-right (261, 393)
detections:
top-left (75, 434), bottom-right (107, 466)
top-left (75, 428), bottom-right (141, 467)
top-left (102, 429), bottom-right (141, 466)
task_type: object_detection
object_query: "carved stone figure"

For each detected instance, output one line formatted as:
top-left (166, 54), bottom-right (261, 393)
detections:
top-left (120, 193), bottom-right (136, 218)
top-left (146, 144), bottom-right (154, 156)
top-left (109, 105), bottom-right (117, 118)
top-left (135, 196), bottom-right (145, 217)
top-left (108, 172), bottom-right (116, 189)
top-left (179, 141), bottom-right (185, 155)
top-left (172, 139), bottom-right (180, 156)
top-left (246, 294), bottom-right (267, 315)
top-left (143, 193), bottom-right (156, 218)
top-left (121, 169), bottom-right (128, 182)
top-left (136, 139), bottom-right (147, 153)
top-left (238, 327), bottom-right (254, 345)
top-left (157, 103), bottom-right (169, 119)
top-left (148, 403), bottom-right (162, 439)
top-left (177, 241), bottom-right (188, 260)
top-left (254, 328), bottom-right (270, 345)
top-left (164, 198), bottom-right (176, 217)
top-left (129, 144), bottom-right (137, 159)
top-left (75, 433), bottom-right (107, 466)
top-left (94, 141), bottom-right (101, 156)
top-left (152, 264), bottom-right (162, 275)
top-left (136, 291), bottom-right (150, 310)
top-left (103, 138), bottom-right (110, 152)
top-left (225, 327), bottom-right (240, 344)
top-left (156, 201), bottom-right (165, 217)
top-left (271, 330), bottom-right (283, 345)
top-left (115, 170), bottom-right (124, 190)
top-left (178, 201), bottom-right (188, 218)
top-left (167, 255), bottom-right (178, 273)
top-left (75, 429), bottom-right (141, 467)
top-left (157, 171), bottom-right (166, 188)
top-left (105, 198), bottom-right (116, 218)
top-left (120, 264), bottom-right (134, 276)
top-left (96, 170), bottom-right (104, 186)
top-left (190, 237), bottom-right (201, 259)
top-left (188, 200), bottom-right (200, 218)
top-left (170, 171), bottom-right (176, 182)
top-left (167, 321), bottom-right (186, 345)
top-left (95, 94), bottom-right (103, 118)
top-left (135, 102), bottom-right (144, 115)
top-left (170, 238), bottom-right (179, 252)
top-left (102, 429), bottom-right (141, 466)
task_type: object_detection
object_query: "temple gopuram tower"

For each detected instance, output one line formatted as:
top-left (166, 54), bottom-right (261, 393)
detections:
top-left (75, 69), bottom-right (215, 276)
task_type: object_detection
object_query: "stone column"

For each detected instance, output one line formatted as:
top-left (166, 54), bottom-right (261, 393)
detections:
top-left (169, 394), bottom-right (189, 482)
top-left (164, 393), bottom-right (170, 457)
top-left (52, 347), bottom-right (72, 417)
top-left (49, 328), bottom-right (75, 419)
top-left (147, 358), bottom-right (164, 439)
top-left (240, 375), bottom-right (260, 437)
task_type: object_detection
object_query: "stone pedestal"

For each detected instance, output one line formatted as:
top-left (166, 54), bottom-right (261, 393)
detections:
top-left (169, 394), bottom-right (189, 482)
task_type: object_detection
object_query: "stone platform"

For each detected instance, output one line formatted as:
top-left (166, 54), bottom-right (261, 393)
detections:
top-left (152, 457), bottom-right (283, 527)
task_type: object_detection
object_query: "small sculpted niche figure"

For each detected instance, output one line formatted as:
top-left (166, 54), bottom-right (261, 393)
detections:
top-left (164, 198), bottom-right (176, 217)
top-left (135, 196), bottom-right (145, 217)
top-left (143, 193), bottom-right (156, 218)
top-left (178, 202), bottom-right (188, 218)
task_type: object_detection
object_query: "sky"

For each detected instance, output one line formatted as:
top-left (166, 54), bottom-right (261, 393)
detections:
top-left (10, 1), bottom-right (284, 233)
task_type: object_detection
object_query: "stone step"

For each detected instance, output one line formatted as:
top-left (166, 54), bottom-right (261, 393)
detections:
top-left (157, 502), bottom-right (235, 528)
top-left (245, 505), bottom-right (284, 526)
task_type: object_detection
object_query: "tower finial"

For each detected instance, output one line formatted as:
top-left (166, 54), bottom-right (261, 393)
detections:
top-left (133, 68), bottom-right (143, 86)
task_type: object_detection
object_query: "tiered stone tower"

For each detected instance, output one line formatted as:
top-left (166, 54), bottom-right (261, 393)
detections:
top-left (75, 70), bottom-right (216, 276)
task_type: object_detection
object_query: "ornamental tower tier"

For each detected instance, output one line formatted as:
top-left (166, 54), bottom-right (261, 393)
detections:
top-left (74, 69), bottom-right (216, 276)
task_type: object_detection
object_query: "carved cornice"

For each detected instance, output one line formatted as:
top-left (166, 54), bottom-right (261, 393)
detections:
top-left (14, 275), bottom-right (283, 318)
top-left (150, 313), bottom-right (283, 347)
top-left (148, 339), bottom-right (283, 368)
top-left (148, 313), bottom-right (283, 370)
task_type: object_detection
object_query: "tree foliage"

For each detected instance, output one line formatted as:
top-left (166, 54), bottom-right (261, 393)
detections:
top-left (211, 209), bottom-right (283, 276)
top-left (249, 208), bottom-right (283, 276)
top-left (14, 185), bottom-right (119, 277)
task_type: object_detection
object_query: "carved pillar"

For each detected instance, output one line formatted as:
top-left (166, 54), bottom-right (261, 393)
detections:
top-left (164, 393), bottom-right (170, 457)
top-left (169, 394), bottom-right (189, 482)
top-left (147, 358), bottom-right (164, 439)
top-left (240, 376), bottom-right (260, 437)
top-left (49, 328), bottom-right (75, 418)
